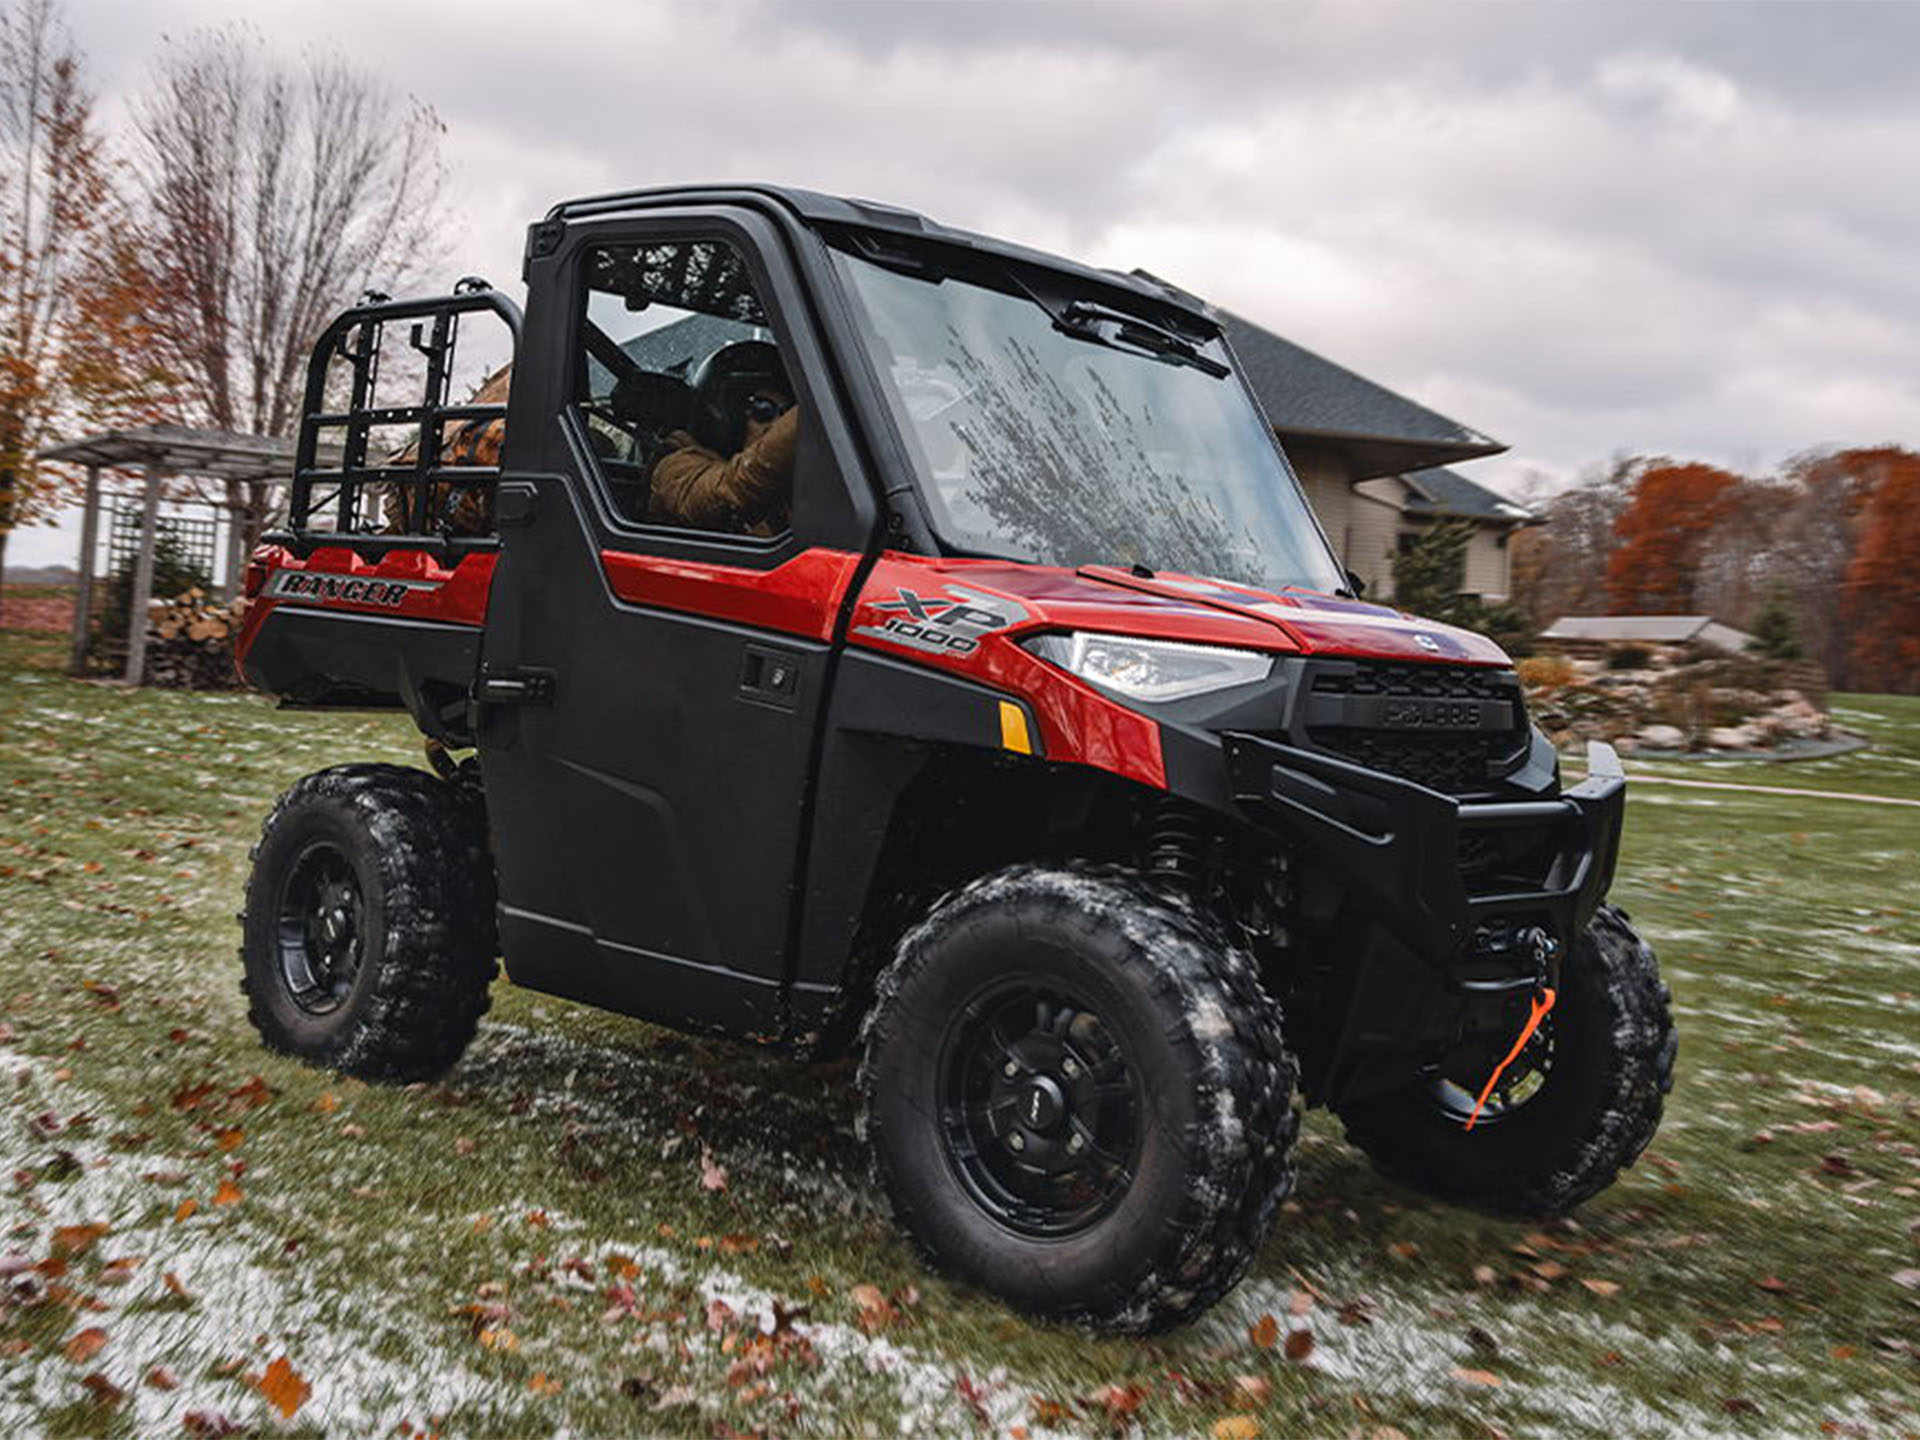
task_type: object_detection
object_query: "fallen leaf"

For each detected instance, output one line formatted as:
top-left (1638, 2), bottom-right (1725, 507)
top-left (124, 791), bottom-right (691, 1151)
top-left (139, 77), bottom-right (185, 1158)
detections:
top-left (170, 1081), bottom-right (216, 1112)
top-left (1283, 1327), bottom-right (1315, 1362)
top-left (173, 1199), bottom-right (199, 1223)
top-left (1249, 1312), bottom-right (1279, 1349)
top-left (1532, 1260), bottom-right (1568, 1282)
top-left (214, 1127), bottom-right (244, 1152)
top-left (63, 1327), bottom-right (108, 1363)
top-left (1083, 1383), bottom-right (1149, 1424)
top-left (312, 1093), bottom-right (338, 1114)
top-left (1581, 1278), bottom-right (1622, 1298)
top-left (1452, 1368), bottom-right (1503, 1388)
top-left (182, 1412), bottom-right (243, 1438)
top-left (1212, 1418), bottom-right (1259, 1440)
top-left (212, 1179), bottom-right (242, 1206)
top-left (1233, 1374), bottom-right (1272, 1406)
top-left (527, 1371), bottom-right (562, 1396)
top-left (1756, 1275), bottom-right (1790, 1294)
top-left (146, 1366), bottom-right (178, 1390)
top-left (255, 1356), bottom-right (310, 1419)
top-left (1471, 1264), bottom-right (1499, 1287)
top-left (1891, 1269), bottom-right (1920, 1289)
top-left (227, 1076), bottom-right (272, 1111)
top-left (51, 1223), bottom-right (109, 1257)
top-left (163, 1271), bottom-right (190, 1299)
top-left (79, 1372), bottom-right (126, 1407)
top-left (699, 1147), bottom-right (729, 1193)
top-left (848, 1283), bottom-right (896, 1334)
top-left (1388, 1241), bottom-right (1420, 1259)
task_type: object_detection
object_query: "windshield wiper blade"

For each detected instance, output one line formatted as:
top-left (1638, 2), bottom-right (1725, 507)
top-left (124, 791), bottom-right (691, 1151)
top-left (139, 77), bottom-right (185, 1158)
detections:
top-left (1053, 300), bottom-right (1230, 378)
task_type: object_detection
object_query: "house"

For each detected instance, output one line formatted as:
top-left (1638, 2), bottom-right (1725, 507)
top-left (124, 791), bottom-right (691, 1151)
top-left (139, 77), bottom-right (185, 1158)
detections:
top-left (1212, 308), bottom-right (1534, 601)
top-left (1536, 615), bottom-right (1758, 659)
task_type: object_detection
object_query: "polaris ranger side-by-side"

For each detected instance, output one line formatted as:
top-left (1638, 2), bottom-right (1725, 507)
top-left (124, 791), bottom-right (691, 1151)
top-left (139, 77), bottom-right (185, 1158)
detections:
top-left (234, 185), bottom-right (1675, 1331)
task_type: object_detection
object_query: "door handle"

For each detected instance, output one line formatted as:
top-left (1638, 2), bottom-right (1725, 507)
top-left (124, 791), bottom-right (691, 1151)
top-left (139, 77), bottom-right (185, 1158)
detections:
top-left (738, 644), bottom-right (802, 712)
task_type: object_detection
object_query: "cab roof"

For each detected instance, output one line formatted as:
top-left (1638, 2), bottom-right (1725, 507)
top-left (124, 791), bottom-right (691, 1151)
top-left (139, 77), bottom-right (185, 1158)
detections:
top-left (544, 182), bottom-right (1210, 322)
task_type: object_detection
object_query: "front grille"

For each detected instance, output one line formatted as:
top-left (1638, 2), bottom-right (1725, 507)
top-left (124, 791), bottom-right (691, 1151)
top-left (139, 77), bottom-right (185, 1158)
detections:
top-left (1310, 662), bottom-right (1514, 702)
top-left (1300, 661), bottom-right (1528, 795)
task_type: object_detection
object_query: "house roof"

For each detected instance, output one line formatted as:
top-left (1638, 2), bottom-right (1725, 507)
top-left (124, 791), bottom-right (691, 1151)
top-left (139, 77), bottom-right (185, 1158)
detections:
top-left (1540, 615), bottom-right (1757, 651)
top-left (1401, 466), bottom-right (1536, 524)
top-left (1211, 310), bottom-right (1507, 481)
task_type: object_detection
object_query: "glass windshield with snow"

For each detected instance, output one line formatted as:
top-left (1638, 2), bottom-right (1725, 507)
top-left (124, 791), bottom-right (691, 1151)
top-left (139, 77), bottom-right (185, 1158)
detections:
top-left (833, 244), bottom-right (1346, 594)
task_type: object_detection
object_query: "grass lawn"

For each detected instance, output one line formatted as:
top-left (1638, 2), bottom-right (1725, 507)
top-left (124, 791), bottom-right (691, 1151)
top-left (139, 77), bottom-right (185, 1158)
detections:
top-left (2, 627), bottom-right (1917, 1439)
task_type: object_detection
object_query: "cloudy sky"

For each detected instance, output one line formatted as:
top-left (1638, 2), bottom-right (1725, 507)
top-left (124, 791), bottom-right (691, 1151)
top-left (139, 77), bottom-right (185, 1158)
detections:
top-left (18, 0), bottom-right (1920, 563)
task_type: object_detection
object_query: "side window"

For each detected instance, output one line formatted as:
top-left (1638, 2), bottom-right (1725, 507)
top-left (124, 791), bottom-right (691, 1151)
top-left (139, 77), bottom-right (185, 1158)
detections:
top-left (575, 240), bottom-right (797, 539)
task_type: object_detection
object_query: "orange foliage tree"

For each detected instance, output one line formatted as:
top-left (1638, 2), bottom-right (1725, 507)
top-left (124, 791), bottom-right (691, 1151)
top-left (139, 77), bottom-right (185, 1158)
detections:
top-left (0, 0), bottom-right (114, 609)
top-left (1604, 461), bottom-right (1745, 615)
top-left (1842, 450), bottom-right (1920, 694)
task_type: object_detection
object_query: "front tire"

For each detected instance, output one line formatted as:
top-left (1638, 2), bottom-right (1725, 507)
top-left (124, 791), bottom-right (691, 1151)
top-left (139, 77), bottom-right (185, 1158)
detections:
top-left (241, 764), bottom-right (497, 1083)
top-left (1338, 903), bottom-right (1676, 1215)
top-left (859, 864), bottom-right (1297, 1332)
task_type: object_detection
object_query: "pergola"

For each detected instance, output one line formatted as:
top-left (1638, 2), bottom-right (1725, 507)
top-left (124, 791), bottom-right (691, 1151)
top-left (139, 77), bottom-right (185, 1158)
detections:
top-left (35, 424), bottom-right (298, 683)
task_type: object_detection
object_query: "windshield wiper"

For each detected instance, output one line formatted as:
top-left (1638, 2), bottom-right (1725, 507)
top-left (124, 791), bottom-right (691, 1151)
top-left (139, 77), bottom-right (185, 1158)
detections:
top-left (1052, 300), bottom-right (1230, 378)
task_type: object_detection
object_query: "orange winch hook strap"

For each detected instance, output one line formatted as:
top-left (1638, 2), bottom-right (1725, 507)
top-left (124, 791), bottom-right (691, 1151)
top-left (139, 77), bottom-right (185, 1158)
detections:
top-left (1464, 986), bottom-right (1557, 1132)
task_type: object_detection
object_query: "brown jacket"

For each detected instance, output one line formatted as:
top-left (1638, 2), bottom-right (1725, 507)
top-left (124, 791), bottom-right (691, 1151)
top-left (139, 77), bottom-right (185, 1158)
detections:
top-left (648, 407), bottom-right (798, 535)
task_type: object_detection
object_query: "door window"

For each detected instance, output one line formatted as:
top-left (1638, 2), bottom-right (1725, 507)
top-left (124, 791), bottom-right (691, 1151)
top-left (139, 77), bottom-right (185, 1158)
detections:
top-left (574, 240), bottom-right (798, 539)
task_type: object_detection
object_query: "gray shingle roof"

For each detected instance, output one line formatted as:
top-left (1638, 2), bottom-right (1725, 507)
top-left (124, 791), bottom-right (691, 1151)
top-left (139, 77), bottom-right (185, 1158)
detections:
top-left (1211, 308), bottom-right (1506, 480)
top-left (1540, 616), bottom-right (1757, 651)
top-left (1401, 466), bottom-right (1536, 524)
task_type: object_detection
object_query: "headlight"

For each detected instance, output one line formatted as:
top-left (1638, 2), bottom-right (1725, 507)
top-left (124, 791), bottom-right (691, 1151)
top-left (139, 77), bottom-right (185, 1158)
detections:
top-left (1023, 631), bottom-right (1274, 702)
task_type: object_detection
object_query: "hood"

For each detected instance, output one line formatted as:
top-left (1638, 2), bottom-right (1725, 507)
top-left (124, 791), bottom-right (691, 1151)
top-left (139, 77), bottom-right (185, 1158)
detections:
top-left (895, 558), bottom-right (1511, 666)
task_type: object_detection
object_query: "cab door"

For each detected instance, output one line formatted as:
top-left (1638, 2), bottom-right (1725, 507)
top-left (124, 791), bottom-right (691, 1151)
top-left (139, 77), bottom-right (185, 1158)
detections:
top-left (478, 211), bottom-right (879, 1034)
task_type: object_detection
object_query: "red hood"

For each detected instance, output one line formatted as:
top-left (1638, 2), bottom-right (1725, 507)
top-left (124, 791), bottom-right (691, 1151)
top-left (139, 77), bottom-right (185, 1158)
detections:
top-left (884, 558), bottom-right (1510, 666)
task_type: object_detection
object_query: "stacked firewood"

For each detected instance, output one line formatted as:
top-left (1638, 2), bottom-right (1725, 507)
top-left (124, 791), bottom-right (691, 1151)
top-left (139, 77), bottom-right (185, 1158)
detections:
top-left (142, 589), bottom-right (246, 689)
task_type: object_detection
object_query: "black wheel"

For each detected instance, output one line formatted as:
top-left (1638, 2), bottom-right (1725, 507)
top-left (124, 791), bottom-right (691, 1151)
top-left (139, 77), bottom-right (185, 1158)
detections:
top-left (241, 764), bottom-right (497, 1083)
top-left (1338, 903), bottom-right (1676, 1216)
top-left (858, 864), bottom-right (1297, 1332)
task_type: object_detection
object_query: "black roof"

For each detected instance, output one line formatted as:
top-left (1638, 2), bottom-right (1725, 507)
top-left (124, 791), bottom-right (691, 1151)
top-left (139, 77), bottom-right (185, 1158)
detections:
top-left (550, 182), bottom-right (1202, 322)
top-left (1211, 311), bottom-right (1506, 481)
top-left (1400, 466), bottom-right (1535, 524)
top-left (551, 185), bottom-right (1506, 482)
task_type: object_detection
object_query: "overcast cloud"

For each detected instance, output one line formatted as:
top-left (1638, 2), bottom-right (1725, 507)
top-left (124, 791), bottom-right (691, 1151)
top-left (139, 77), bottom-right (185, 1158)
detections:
top-left (17, 0), bottom-right (1920, 563)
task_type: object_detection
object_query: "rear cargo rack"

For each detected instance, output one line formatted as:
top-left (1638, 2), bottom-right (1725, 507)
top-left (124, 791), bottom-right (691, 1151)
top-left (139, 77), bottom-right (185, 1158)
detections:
top-left (272, 283), bottom-right (523, 560)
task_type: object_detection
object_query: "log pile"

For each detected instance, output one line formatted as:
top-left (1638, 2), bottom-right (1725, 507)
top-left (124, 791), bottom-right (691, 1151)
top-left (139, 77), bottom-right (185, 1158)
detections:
top-left (142, 589), bottom-right (246, 689)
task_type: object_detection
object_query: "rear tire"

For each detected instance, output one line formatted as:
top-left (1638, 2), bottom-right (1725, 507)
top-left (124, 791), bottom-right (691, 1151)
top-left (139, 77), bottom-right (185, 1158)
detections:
top-left (1338, 904), bottom-right (1675, 1215)
top-left (859, 864), bottom-right (1297, 1332)
top-left (241, 764), bottom-right (497, 1083)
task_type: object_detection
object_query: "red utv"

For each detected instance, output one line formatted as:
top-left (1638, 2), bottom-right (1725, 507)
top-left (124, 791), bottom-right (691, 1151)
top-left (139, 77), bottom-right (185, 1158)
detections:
top-left (234, 185), bottom-right (1674, 1331)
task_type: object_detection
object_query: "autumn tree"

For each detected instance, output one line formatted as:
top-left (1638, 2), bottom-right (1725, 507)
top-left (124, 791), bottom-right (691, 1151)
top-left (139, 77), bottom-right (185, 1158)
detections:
top-left (1604, 460), bottom-right (1745, 615)
top-left (0, 0), bottom-right (111, 613)
top-left (1774, 447), bottom-right (1904, 689)
top-left (1506, 457), bottom-right (1634, 628)
top-left (1842, 449), bottom-right (1920, 694)
top-left (129, 26), bottom-right (447, 551)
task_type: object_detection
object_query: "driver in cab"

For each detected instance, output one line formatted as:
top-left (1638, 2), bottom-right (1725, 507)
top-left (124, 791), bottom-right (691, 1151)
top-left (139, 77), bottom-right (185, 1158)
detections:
top-left (649, 340), bottom-right (797, 535)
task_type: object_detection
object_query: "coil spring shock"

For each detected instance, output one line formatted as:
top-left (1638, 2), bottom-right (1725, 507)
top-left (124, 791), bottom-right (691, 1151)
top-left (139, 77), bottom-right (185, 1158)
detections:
top-left (1146, 800), bottom-right (1209, 888)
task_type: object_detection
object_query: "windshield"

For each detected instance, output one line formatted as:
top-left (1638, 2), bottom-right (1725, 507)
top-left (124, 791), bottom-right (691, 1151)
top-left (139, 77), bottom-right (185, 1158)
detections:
top-left (833, 245), bottom-right (1346, 594)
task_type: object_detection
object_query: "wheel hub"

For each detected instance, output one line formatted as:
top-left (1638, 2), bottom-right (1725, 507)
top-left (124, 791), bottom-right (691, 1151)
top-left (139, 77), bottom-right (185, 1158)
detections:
top-left (938, 984), bottom-right (1143, 1237)
top-left (276, 842), bottom-right (365, 1015)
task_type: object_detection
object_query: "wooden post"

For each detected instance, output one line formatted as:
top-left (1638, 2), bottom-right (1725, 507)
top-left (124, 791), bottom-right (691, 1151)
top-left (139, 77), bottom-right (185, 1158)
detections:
top-left (67, 464), bottom-right (102, 676)
top-left (221, 478), bottom-right (245, 602)
top-left (122, 461), bottom-right (163, 685)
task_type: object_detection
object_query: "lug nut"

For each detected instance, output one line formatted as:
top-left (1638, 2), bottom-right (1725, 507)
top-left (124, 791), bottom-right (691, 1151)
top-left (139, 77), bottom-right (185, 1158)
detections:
top-left (1067, 1133), bottom-right (1084, 1153)
top-left (1061, 1057), bottom-right (1078, 1077)
top-left (1003, 1061), bottom-right (1019, 1078)
top-left (1009, 1133), bottom-right (1025, 1151)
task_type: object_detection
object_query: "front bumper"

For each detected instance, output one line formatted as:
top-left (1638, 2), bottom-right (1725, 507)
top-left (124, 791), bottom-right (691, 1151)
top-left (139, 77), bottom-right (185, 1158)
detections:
top-left (1220, 732), bottom-right (1628, 1104)
top-left (1222, 732), bottom-right (1626, 966)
